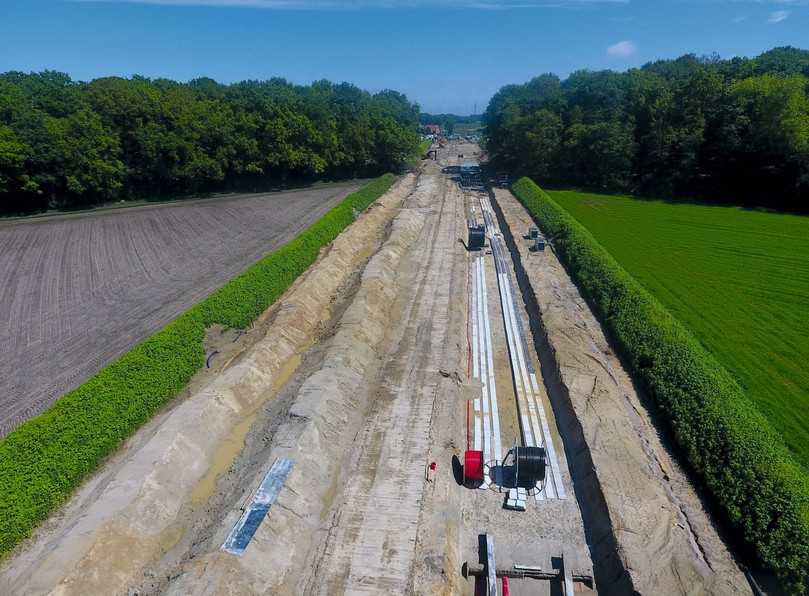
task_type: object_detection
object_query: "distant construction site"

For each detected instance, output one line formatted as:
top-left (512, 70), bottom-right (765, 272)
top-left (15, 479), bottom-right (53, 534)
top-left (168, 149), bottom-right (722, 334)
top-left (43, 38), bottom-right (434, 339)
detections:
top-left (0, 143), bottom-right (759, 596)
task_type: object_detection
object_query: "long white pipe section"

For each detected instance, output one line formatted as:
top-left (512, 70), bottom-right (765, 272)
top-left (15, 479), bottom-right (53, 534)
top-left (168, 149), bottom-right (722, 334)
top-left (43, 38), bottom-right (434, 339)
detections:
top-left (478, 194), bottom-right (566, 501)
top-left (470, 254), bottom-right (504, 468)
top-left (471, 256), bottom-right (482, 452)
top-left (481, 258), bottom-right (503, 462)
top-left (502, 266), bottom-right (565, 500)
top-left (477, 257), bottom-right (492, 462)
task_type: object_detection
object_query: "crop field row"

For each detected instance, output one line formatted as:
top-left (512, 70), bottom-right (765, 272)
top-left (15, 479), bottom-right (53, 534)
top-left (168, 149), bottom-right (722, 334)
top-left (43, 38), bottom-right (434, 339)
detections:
top-left (549, 190), bottom-right (809, 469)
top-left (0, 182), bottom-right (362, 437)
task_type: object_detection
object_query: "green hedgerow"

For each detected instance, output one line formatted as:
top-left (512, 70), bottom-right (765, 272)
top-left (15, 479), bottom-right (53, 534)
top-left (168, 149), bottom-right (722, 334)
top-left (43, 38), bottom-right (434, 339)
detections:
top-left (512, 176), bottom-right (809, 592)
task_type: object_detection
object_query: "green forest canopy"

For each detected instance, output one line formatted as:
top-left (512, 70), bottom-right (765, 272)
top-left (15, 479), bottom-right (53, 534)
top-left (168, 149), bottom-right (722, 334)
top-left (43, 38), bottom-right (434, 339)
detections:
top-left (484, 47), bottom-right (809, 212)
top-left (0, 73), bottom-right (421, 214)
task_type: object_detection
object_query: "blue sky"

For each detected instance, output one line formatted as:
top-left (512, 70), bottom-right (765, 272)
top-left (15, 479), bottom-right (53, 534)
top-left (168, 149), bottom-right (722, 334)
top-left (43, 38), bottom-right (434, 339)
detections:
top-left (1, 0), bottom-right (807, 114)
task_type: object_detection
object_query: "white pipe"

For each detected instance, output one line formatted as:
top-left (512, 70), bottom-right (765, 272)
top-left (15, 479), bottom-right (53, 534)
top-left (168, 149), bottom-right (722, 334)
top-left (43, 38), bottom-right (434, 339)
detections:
top-left (495, 270), bottom-right (533, 446)
top-left (477, 258), bottom-right (491, 462)
top-left (500, 270), bottom-right (539, 439)
top-left (497, 267), bottom-right (551, 499)
top-left (475, 192), bottom-right (565, 498)
top-left (480, 258), bottom-right (502, 462)
top-left (471, 256), bottom-right (482, 453)
top-left (502, 275), bottom-right (562, 499)
top-left (472, 257), bottom-right (480, 381)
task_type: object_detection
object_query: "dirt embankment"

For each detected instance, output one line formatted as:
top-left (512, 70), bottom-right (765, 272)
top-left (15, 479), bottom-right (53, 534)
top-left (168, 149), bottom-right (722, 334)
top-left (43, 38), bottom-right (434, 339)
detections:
top-left (490, 188), bottom-right (750, 595)
top-left (163, 174), bottom-right (437, 595)
top-left (0, 175), bottom-right (416, 596)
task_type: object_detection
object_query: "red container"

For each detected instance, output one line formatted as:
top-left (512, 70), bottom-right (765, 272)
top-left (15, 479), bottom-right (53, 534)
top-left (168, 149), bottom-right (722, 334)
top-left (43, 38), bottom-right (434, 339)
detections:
top-left (464, 450), bottom-right (484, 483)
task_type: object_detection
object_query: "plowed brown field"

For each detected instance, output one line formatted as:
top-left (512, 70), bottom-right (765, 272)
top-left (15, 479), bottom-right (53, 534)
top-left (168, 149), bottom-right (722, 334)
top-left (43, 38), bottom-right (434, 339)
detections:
top-left (0, 182), bottom-right (361, 436)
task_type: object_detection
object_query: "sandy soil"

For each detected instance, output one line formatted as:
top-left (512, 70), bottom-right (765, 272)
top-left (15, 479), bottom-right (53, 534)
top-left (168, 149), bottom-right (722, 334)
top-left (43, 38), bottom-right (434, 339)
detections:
top-left (160, 171), bottom-right (436, 595)
top-left (295, 160), bottom-right (464, 596)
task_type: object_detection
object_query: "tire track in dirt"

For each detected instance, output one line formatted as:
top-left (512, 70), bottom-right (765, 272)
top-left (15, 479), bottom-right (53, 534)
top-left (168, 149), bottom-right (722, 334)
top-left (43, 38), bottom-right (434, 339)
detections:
top-left (307, 171), bottom-right (458, 595)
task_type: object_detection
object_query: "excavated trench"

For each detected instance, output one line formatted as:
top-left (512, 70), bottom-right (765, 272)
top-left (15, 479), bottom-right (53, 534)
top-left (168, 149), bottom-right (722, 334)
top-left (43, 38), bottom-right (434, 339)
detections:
top-left (130, 263), bottom-right (370, 595)
top-left (487, 189), bottom-right (635, 594)
top-left (160, 172), bottom-right (437, 594)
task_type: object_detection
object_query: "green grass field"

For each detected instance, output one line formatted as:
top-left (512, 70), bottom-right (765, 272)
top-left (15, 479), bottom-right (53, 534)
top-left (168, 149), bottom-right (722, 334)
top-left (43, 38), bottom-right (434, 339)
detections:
top-left (550, 190), bottom-right (809, 470)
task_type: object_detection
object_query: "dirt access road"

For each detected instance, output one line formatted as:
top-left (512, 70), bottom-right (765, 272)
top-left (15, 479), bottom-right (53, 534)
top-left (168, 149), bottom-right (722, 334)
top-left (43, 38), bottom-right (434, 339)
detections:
top-left (0, 182), bottom-right (360, 436)
top-left (2, 145), bottom-right (750, 595)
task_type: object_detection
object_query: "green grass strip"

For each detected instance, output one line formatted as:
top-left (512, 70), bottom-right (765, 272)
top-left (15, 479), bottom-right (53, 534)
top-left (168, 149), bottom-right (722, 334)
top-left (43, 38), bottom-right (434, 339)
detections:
top-left (512, 177), bottom-right (809, 591)
top-left (0, 174), bottom-right (397, 559)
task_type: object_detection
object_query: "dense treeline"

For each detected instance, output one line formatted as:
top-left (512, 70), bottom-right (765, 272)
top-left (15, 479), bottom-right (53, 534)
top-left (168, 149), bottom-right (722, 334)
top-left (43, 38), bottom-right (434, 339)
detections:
top-left (485, 47), bottom-right (809, 211)
top-left (0, 72), bottom-right (420, 214)
top-left (420, 112), bottom-right (481, 134)
top-left (420, 112), bottom-right (481, 125)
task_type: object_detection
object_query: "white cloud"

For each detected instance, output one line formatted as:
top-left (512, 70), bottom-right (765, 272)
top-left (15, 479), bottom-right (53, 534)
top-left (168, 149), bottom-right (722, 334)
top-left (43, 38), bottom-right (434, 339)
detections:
top-left (768, 10), bottom-right (789, 23)
top-left (607, 40), bottom-right (637, 58)
top-left (732, 15), bottom-right (747, 23)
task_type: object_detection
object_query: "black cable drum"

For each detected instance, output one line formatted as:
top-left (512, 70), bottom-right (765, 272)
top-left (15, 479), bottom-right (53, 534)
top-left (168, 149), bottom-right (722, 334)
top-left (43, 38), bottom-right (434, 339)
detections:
top-left (515, 446), bottom-right (547, 486)
top-left (468, 225), bottom-right (485, 251)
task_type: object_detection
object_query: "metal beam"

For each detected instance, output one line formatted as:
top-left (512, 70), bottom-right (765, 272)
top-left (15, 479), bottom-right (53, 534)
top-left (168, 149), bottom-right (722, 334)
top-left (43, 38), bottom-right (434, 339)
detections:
top-left (464, 563), bottom-right (593, 583)
top-left (222, 457), bottom-right (293, 556)
top-left (562, 554), bottom-right (575, 596)
top-left (485, 534), bottom-right (498, 596)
